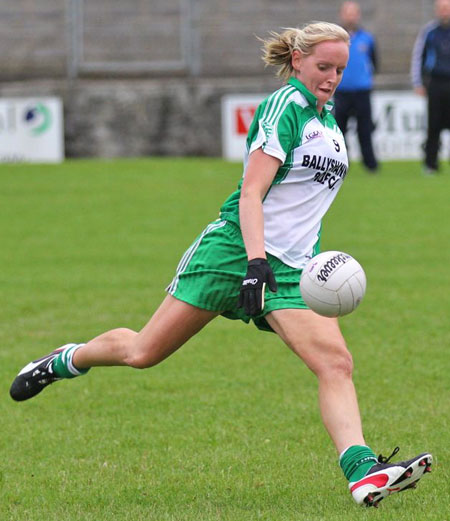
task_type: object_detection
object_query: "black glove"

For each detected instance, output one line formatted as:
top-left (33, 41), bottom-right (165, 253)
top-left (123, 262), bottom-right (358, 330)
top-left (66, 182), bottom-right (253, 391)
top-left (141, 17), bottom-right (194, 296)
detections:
top-left (238, 258), bottom-right (278, 316)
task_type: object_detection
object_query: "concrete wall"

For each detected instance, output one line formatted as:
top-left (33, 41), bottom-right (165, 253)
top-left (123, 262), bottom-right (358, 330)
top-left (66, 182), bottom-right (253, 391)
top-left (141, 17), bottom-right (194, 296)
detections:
top-left (0, 0), bottom-right (435, 158)
top-left (0, 76), bottom-right (280, 158)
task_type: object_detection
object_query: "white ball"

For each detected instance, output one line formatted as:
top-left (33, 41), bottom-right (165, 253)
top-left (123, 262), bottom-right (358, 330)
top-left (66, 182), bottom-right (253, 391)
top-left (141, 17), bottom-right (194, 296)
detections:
top-left (300, 251), bottom-right (366, 317)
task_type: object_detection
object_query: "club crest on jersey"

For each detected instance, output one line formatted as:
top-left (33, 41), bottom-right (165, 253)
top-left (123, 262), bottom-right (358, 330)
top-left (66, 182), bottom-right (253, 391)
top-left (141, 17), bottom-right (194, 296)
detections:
top-left (305, 130), bottom-right (323, 141)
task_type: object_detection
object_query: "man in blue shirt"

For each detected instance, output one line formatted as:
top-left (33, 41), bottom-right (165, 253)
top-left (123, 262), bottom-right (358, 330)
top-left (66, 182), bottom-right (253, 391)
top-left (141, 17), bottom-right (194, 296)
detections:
top-left (334, 1), bottom-right (379, 172)
top-left (411, 0), bottom-right (450, 174)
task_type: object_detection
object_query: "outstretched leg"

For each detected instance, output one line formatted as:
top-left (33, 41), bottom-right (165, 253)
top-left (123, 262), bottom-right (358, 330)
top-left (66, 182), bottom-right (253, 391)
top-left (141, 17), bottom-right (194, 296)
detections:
top-left (73, 295), bottom-right (219, 369)
top-left (10, 295), bottom-right (218, 401)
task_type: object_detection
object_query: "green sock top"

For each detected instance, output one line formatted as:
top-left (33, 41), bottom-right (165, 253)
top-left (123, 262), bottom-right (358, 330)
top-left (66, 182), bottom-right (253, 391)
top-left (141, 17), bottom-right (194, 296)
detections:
top-left (339, 445), bottom-right (378, 482)
top-left (52, 344), bottom-right (90, 379)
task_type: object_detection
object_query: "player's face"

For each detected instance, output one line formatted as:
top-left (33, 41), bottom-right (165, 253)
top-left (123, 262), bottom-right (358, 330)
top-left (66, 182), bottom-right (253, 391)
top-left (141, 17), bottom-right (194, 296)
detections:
top-left (292, 40), bottom-right (349, 111)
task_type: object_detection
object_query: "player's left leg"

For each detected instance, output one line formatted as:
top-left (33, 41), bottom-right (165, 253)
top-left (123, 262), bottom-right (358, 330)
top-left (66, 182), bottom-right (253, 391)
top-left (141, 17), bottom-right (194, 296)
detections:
top-left (265, 308), bottom-right (432, 507)
top-left (266, 308), bottom-right (365, 452)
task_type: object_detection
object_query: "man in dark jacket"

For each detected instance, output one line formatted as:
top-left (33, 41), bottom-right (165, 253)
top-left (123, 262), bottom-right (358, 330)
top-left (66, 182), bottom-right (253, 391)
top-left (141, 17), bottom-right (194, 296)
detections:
top-left (411, 0), bottom-right (450, 174)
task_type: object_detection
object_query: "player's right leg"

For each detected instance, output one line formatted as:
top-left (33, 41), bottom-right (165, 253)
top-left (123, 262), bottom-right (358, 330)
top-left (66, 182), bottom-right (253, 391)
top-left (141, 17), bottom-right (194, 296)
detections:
top-left (10, 295), bottom-right (218, 401)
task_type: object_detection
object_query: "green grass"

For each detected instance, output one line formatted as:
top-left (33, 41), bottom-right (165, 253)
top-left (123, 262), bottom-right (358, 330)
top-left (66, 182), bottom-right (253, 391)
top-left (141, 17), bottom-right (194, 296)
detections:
top-left (0, 158), bottom-right (449, 521)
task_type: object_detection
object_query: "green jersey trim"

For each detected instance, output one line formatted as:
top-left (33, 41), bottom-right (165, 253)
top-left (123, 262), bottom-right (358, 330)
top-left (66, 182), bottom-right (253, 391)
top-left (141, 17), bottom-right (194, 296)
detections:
top-left (262, 85), bottom-right (296, 126)
top-left (287, 77), bottom-right (334, 116)
top-left (246, 85), bottom-right (298, 159)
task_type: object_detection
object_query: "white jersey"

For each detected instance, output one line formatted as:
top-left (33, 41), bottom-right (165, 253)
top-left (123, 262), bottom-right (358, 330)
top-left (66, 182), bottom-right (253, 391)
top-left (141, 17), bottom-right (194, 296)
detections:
top-left (220, 77), bottom-right (348, 269)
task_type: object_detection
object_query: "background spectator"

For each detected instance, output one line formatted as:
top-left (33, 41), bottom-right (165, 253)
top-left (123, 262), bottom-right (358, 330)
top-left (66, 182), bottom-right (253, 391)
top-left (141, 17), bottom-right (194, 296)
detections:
top-left (334, 1), bottom-right (379, 173)
top-left (411, 0), bottom-right (450, 174)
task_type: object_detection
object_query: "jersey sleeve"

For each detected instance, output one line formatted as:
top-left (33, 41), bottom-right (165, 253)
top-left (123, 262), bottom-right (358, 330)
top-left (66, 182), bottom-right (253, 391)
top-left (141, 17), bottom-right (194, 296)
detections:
top-left (247, 101), bottom-right (297, 164)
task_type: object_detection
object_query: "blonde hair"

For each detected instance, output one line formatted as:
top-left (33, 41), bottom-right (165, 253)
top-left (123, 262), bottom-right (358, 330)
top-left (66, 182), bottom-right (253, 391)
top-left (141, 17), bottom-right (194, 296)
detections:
top-left (261, 22), bottom-right (350, 81)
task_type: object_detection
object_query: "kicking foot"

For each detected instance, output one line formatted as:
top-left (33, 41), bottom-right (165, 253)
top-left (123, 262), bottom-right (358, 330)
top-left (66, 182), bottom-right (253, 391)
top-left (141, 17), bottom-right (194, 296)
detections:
top-left (350, 447), bottom-right (433, 507)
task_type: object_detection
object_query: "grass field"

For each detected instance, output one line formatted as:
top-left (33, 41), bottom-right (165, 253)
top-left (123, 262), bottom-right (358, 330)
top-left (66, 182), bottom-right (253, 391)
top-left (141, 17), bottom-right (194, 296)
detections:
top-left (0, 158), bottom-right (449, 521)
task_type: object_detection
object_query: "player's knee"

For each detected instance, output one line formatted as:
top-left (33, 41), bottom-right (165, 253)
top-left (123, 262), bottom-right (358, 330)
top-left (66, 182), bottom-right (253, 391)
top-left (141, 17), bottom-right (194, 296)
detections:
top-left (324, 345), bottom-right (354, 379)
top-left (124, 343), bottom-right (162, 369)
top-left (126, 354), bottom-right (160, 369)
top-left (311, 338), bottom-right (354, 379)
top-left (331, 348), bottom-right (354, 378)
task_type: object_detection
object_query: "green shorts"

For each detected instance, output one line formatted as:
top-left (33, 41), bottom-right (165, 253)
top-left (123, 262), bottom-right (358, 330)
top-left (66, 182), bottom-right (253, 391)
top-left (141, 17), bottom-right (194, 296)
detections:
top-left (166, 219), bottom-right (308, 332)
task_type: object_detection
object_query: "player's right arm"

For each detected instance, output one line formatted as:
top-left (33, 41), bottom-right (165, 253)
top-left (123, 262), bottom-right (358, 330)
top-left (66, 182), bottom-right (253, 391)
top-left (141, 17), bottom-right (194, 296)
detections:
top-left (237, 92), bottom-right (297, 315)
top-left (239, 147), bottom-right (280, 261)
top-left (237, 148), bottom-right (280, 316)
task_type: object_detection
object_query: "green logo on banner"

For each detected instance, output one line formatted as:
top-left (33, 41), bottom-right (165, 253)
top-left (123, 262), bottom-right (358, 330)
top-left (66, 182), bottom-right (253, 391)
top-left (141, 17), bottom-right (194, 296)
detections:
top-left (24, 103), bottom-right (52, 135)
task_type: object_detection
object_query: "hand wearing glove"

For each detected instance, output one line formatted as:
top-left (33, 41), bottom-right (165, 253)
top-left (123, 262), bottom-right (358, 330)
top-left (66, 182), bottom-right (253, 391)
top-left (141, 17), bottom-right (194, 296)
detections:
top-left (238, 258), bottom-right (278, 316)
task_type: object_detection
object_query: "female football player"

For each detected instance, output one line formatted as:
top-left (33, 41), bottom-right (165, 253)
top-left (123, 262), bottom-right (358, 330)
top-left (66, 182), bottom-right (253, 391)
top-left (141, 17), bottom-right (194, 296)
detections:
top-left (11, 22), bottom-right (431, 507)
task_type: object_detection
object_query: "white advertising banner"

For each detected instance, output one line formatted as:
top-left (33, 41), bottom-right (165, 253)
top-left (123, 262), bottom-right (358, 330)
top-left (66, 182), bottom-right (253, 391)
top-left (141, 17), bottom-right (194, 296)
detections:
top-left (221, 91), bottom-right (450, 162)
top-left (0, 97), bottom-right (64, 163)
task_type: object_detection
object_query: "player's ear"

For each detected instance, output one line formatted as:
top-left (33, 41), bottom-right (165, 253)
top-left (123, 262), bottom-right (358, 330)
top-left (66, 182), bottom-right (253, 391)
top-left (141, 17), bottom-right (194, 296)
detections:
top-left (292, 50), bottom-right (303, 73)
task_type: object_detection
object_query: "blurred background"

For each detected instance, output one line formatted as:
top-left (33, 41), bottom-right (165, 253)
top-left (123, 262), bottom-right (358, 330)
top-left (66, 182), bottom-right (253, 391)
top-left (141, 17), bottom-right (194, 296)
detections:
top-left (0, 0), bottom-right (438, 159)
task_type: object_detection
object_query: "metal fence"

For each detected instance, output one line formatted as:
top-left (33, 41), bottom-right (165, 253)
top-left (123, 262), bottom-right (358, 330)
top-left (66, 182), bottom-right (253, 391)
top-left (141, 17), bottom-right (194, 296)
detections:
top-left (66, 0), bottom-right (198, 77)
top-left (0, 0), bottom-right (436, 82)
